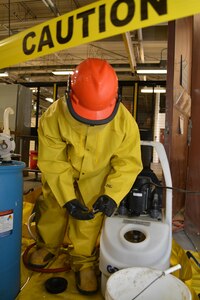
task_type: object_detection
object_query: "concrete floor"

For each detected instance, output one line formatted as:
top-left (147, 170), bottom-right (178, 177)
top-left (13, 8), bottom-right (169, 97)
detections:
top-left (173, 230), bottom-right (197, 251)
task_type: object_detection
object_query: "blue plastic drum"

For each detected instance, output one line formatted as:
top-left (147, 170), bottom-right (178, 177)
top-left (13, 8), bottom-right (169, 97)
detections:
top-left (0, 161), bottom-right (25, 300)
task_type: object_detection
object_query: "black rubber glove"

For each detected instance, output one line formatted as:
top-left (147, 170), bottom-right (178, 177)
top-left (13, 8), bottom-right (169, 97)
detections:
top-left (93, 195), bottom-right (117, 217)
top-left (64, 199), bottom-right (94, 220)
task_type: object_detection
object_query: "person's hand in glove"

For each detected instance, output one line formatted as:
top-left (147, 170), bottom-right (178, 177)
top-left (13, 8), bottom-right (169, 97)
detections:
top-left (93, 195), bottom-right (117, 217)
top-left (64, 199), bottom-right (94, 220)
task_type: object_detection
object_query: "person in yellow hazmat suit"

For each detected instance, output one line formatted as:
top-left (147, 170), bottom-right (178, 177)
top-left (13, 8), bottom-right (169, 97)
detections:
top-left (29, 58), bottom-right (143, 295)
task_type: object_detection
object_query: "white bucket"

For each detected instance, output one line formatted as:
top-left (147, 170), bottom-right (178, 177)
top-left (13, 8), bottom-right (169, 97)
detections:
top-left (105, 267), bottom-right (192, 300)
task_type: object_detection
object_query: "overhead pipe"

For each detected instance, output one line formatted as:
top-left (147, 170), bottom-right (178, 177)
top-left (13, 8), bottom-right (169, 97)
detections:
top-left (122, 32), bottom-right (137, 73)
top-left (137, 29), bottom-right (146, 81)
top-left (41, 0), bottom-right (60, 16)
top-left (137, 29), bottom-right (145, 63)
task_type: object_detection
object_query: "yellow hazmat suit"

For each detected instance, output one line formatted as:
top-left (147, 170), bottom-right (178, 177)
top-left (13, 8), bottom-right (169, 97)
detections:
top-left (36, 96), bottom-right (142, 271)
top-left (170, 239), bottom-right (199, 300)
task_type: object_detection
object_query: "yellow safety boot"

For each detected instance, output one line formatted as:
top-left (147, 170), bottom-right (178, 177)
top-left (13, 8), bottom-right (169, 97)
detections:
top-left (28, 248), bottom-right (55, 268)
top-left (75, 267), bottom-right (98, 295)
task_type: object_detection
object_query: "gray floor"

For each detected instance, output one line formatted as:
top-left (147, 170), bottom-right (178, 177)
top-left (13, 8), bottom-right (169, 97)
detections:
top-left (173, 230), bottom-right (197, 251)
top-left (23, 172), bottom-right (42, 193)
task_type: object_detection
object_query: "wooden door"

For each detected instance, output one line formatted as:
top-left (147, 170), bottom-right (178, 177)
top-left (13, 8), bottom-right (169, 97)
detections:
top-left (184, 15), bottom-right (200, 249)
top-left (165, 18), bottom-right (193, 215)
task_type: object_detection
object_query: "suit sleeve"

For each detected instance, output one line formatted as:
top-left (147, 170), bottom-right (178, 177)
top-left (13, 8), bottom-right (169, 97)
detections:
top-left (37, 111), bottom-right (76, 207)
top-left (104, 117), bottom-right (143, 204)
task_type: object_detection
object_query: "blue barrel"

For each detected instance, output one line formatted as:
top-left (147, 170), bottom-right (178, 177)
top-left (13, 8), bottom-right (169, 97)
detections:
top-left (0, 161), bottom-right (25, 300)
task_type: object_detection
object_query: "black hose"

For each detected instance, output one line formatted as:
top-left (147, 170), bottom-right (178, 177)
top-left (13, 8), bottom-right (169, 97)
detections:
top-left (186, 251), bottom-right (200, 268)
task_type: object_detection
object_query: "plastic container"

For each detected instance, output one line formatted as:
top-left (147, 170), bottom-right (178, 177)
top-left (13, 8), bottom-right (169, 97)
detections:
top-left (0, 161), bottom-right (25, 300)
top-left (29, 150), bottom-right (38, 169)
top-left (105, 267), bottom-right (192, 300)
top-left (100, 141), bottom-right (173, 295)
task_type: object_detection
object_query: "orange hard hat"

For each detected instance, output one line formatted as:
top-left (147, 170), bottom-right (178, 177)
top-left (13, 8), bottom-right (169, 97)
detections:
top-left (67, 58), bottom-right (120, 125)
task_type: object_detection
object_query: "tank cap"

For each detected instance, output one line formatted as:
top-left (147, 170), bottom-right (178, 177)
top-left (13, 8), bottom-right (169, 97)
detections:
top-left (44, 277), bottom-right (68, 294)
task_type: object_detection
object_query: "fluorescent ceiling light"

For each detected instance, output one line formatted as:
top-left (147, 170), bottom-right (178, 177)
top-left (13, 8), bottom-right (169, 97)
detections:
top-left (52, 70), bottom-right (74, 75)
top-left (45, 97), bottom-right (54, 103)
top-left (137, 69), bottom-right (167, 75)
top-left (0, 71), bottom-right (8, 77)
top-left (30, 87), bottom-right (38, 93)
top-left (136, 61), bottom-right (167, 75)
top-left (141, 87), bottom-right (166, 94)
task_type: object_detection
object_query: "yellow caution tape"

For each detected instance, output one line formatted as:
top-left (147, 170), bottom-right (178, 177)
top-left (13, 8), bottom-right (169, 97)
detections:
top-left (0, 0), bottom-right (200, 69)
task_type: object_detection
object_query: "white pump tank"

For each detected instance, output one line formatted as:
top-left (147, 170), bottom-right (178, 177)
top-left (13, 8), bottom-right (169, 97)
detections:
top-left (99, 141), bottom-right (173, 296)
